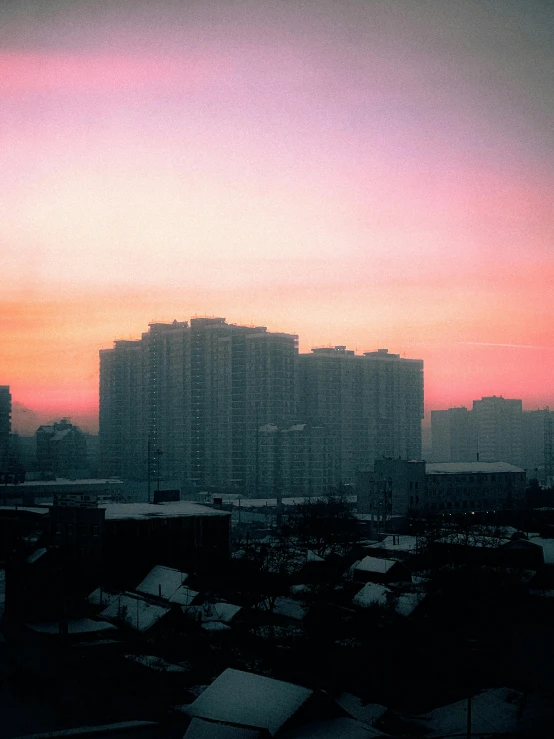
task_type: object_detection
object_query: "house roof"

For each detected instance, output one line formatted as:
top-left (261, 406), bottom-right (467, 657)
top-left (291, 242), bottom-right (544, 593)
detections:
top-left (102, 501), bottom-right (230, 520)
top-left (335, 693), bottom-right (388, 726)
top-left (185, 602), bottom-right (242, 624)
top-left (187, 668), bottom-right (313, 736)
top-left (279, 717), bottom-right (380, 738)
top-left (184, 718), bottom-right (263, 739)
top-left (26, 619), bottom-right (117, 635)
top-left (87, 588), bottom-right (119, 608)
top-left (273, 597), bottom-right (307, 621)
top-left (355, 556), bottom-right (401, 575)
top-left (352, 583), bottom-right (388, 609)
top-left (529, 537), bottom-right (554, 565)
top-left (368, 536), bottom-right (418, 553)
top-left (136, 565), bottom-right (189, 600)
top-left (100, 593), bottom-right (170, 632)
top-left (406, 687), bottom-right (524, 736)
top-left (169, 585), bottom-right (199, 606)
top-left (426, 462), bottom-right (524, 474)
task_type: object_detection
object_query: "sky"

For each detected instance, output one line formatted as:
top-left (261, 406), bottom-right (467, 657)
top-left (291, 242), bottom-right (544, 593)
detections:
top-left (1, 0), bottom-right (553, 434)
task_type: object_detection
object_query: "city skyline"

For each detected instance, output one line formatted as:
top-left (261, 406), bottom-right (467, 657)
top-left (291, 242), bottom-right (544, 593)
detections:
top-left (2, 0), bottom-right (553, 431)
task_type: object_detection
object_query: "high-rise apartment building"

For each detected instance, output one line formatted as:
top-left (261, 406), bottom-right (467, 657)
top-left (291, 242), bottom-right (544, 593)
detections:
top-left (472, 396), bottom-right (523, 466)
top-left (431, 407), bottom-right (477, 462)
top-left (0, 386), bottom-right (11, 470)
top-left (297, 347), bottom-right (424, 486)
top-left (522, 408), bottom-right (553, 484)
top-left (257, 422), bottom-right (336, 498)
top-left (99, 318), bottom-right (298, 492)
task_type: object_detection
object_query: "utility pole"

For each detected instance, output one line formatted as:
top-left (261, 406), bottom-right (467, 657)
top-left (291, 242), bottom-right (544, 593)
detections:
top-left (147, 436), bottom-right (152, 503)
top-left (156, 448), bottom-right (163, 493)
top-left (467, 694), bottom-right (472, 739)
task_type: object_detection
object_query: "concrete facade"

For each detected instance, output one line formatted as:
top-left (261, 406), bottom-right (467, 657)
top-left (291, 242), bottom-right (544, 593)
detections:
top-left (297, 347), bottom-right (424, 486)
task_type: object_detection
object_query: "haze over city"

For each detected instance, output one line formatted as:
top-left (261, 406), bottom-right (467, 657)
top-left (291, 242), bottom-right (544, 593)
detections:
top-left (1, 0), bottom-right (553, 433)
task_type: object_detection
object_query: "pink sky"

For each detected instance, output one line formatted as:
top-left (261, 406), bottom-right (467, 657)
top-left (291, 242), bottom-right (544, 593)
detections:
top-left (1, 0), bottom-right (553, 433)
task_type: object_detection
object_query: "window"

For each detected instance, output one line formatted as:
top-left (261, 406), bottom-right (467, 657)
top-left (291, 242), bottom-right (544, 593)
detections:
top-left (93, 525), bottom-right (100, 537)
top-left (55, 523), bottom-right (61, 535)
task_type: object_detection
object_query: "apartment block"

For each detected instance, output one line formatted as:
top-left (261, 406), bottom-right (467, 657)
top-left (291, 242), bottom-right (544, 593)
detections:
top-left (431, 407), bottom-right (477, 462)
top-left (99, 318), bottom-right (298, 492)
top-left (297, 347), bottom-right (424, 485)
top-left (473, 396), bottom-right (523, 466)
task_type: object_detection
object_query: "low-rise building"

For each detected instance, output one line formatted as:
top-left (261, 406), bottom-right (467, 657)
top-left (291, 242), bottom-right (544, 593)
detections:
top-left (357, 459), bottom-right (526, 519)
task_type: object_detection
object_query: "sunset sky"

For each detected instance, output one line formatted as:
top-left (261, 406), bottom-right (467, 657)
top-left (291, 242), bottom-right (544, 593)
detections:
top-left (1, 0), bottom-right (553, 434)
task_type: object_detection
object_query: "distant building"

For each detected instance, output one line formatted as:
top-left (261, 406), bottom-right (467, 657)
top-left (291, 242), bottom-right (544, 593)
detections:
top-left (522, 408), bottom-right (553, 484)
top-left (100, 317), bottom-right (298, 492)
top-left (357, 459), bottom-right (526, 518)
top-left (35, 419), bottom-right (88, 476)
top-left (357, 458), bottom-right (426, 518)
top-left (257, 422), bottom-right (336, 497)
top-left (431, 407), bottom-right (477, 462)
top-left (473, 396), bottom-right (523, 466)
top-left (0, 385), bottom-right (11, 471)
top-left (297, 346), bottom-right (424, 486)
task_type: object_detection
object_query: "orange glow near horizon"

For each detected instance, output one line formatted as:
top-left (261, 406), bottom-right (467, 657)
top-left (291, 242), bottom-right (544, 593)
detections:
top-left (1, 1), bottom-right (553, 433)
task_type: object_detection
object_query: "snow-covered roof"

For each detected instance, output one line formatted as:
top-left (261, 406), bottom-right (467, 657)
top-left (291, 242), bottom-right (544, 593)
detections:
top-left (100, 593), bottom-right (170, 632)
top-left (185, 602), bottom-right (242, 624)
top-left (273, 597), bottom-right (307, 621)
top-left (102, 501), bottom-right (230, 520)
top-left (184, 717), bottom-right (262, 739)
top-left (355, 556), bottom-right (400, 574)
top-left (125, 654), bottom-right (188, 673)
top-left (335, 693), bottom-right (387, 726)
top-left (352, 583), bottom-right (388, 609)
top-left (228, 495), bottom-right (357, 509)
top-left (9, 720), bottom-right (159, 737)
top-left (169, 586), bottom-right (199, 606)
top-left (280, 717), bottom-right (379, 738)
top-left (87, 588), bottom-right (119, 608)
top-left (136, 565), bottom-right (189, 600)
top-left (368, 535), bottom-right (418, 553)
top-left (201, 621), bottom-right (231, 632)
top-left (306, 550), bottom-right (324, 562)
top-left (26, 619), bottom-right (117, 635)
top-left (394, 592), bottom-right (425, 617)
top-left (529, 537), bottom-right (554, 565)
top-left (426, 462), bottom-right (524, 474)
top-left (26, 548), bottom-right (48, 564)
top-left (407, 687), bottom-right (524, 736)
top-left (187, 668), bottom-right (313, 736)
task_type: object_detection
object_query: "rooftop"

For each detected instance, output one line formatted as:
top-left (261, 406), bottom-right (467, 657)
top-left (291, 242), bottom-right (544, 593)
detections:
top-left (187, 668), bottom-right (313, 736)
top-left (100, 593), bottom-right (170, 632)
top-left (354, 556), bottom-right (401, 574)
top-left (102, 501), bottom-right (230, 520)
top-left (426, 462), bottom-right (524, 474)
top-left (136, 565), bottom-right (189, 600)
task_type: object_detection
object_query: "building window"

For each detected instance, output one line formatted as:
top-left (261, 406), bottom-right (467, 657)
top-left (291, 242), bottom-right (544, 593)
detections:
top-left (93, 525), bottom-right (100, 536)
top-left (55, 523), bottom-right (61, 535)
